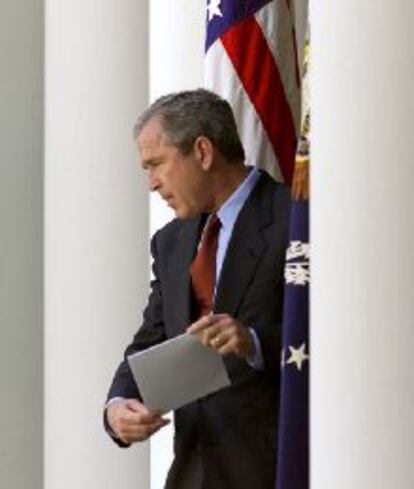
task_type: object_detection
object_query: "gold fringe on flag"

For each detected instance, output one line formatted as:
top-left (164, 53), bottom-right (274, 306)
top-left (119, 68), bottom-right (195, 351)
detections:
top-left (291, 34), bottom-right (310, 201)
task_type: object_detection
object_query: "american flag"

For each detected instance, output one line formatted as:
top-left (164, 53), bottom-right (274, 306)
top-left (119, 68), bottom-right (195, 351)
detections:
top-left (204, 2), bottom-right (309, 488)
top-left (204, 0), bottom-right (301, 184)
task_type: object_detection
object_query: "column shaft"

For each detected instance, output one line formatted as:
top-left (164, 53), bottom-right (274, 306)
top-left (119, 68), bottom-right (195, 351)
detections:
top-left (312, 2), bottom-right (414, 488)
top-left (45, 1), bottom-right (150, 487)
top-left (0, 1), bottom-right (43, 487)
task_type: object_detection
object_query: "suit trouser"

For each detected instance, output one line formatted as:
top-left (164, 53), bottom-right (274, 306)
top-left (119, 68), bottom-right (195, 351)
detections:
top-left (164, 436), bottom-right (277, 489)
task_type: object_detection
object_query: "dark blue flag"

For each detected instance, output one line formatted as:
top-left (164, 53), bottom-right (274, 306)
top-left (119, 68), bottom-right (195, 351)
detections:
top-left (276, 199), bottom-right (309, 489)
top-left (276, 34), bottom-right (310, 489)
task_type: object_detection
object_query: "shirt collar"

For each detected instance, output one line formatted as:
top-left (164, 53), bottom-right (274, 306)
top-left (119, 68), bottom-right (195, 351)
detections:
top-left (217, 166), bottom-right (260, 230)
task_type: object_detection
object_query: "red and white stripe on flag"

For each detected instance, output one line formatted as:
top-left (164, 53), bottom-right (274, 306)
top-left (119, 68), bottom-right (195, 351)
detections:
top-left (204, 0), bottom-right (300, 184)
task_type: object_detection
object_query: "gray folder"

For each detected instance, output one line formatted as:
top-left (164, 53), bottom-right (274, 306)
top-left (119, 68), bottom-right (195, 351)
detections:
top-left (127, 333), bottom-right (230, 414)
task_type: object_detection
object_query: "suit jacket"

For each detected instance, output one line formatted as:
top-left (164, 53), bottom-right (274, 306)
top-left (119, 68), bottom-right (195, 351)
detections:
top-left (107, 170), bottom-right (290, 489)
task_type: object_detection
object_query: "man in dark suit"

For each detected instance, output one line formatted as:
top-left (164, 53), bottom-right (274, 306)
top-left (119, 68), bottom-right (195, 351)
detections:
top-left (105, 89), bottom-right (290, 489)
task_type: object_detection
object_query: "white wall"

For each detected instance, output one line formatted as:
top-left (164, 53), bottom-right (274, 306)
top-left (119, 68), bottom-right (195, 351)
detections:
top-left (149, 0), bottom-right (205, 231)
top-left (0, 1), bottom-right (44, 488)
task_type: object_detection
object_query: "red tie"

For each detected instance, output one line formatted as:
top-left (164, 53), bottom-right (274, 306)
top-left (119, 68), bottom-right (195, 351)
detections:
top-left (190, 214), bottom-right (221, 318)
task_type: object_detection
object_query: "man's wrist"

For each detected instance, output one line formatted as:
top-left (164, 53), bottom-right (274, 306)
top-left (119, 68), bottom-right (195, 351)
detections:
top-left (104, 398), bottom-right (125, 439)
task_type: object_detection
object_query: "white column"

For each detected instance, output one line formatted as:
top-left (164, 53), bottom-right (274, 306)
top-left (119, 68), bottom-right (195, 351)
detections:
top-left (0, 1), bottom-right (43, 488)
top-left (149, 2), bottom-right (205, 488)
top-left (312, 2), bottom-right (414, 489)
top-left (44, 1), bottom-right (150, 488)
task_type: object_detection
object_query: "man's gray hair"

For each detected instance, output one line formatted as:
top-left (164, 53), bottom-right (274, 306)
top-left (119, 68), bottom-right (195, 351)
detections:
top-left (134, 89), bottom-right (245, 164)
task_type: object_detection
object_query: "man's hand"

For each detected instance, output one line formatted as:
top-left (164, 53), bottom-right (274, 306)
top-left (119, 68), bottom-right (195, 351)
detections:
top-left (106, 399), bottom-right (170, 444)
top-left (187, 314), bottom-right (254, 360)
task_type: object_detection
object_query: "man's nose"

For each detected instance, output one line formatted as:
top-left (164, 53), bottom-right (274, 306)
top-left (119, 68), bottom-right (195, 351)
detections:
top-left (149, 174), bottom-right (160, 192)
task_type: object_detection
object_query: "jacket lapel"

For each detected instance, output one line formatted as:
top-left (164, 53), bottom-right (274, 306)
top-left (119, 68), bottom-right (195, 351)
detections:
top-left (167, 215), bottom-right (205, 333)
top-left (214, 174), bottom-right (275, 316)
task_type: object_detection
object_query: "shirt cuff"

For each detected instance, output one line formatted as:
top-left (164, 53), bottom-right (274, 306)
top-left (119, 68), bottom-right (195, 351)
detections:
top-left (247, 328), bottom-right (264, 370)
top-left (106, 397), bottom-right (125, 407)
top-left (104, 397), bottom-right (125, 439)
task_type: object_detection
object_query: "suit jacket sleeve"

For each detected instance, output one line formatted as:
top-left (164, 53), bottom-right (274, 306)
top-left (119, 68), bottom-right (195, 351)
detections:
top-left (106, 229), bottom-right (167, 402)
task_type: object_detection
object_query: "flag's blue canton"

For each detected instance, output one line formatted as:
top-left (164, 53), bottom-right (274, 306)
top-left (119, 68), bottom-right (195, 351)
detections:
top-left (205, 0), bottom-right (271, 52)
top-left (277, 199), bottom-right (309, 489)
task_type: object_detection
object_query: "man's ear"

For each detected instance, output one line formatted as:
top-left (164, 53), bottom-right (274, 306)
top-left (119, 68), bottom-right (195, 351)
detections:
top-left (193, 136), bottom-right (214, 171)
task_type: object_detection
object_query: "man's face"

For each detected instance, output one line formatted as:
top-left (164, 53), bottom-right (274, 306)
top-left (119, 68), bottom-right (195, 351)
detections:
top-left (137, 118), bottom-right (212, 219)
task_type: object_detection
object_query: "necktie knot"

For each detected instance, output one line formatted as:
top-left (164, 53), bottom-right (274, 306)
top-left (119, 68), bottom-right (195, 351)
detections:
top-left (201, 213), bottom-right (221, 244)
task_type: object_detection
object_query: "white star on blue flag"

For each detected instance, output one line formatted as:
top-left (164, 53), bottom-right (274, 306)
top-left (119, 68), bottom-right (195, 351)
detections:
top-left (207, 0), bottom-right (223, 22)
